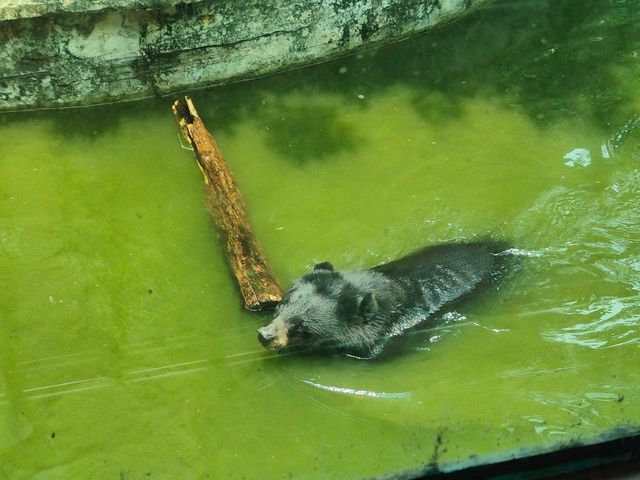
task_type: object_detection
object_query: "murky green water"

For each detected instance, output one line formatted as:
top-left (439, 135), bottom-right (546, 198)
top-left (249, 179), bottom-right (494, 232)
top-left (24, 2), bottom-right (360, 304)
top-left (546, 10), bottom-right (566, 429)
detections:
top-left (1, 0), bottom-right (639, 478)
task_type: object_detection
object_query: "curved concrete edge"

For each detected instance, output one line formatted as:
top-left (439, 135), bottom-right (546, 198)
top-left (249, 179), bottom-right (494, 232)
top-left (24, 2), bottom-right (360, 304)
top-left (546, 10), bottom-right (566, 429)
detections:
top-left (0, 0), bottom-right (490, 112)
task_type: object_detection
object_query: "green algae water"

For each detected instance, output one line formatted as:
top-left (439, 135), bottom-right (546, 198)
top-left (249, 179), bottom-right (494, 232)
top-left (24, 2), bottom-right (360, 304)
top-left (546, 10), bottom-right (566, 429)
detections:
top-left (2, 0), bottom-right (640, 478)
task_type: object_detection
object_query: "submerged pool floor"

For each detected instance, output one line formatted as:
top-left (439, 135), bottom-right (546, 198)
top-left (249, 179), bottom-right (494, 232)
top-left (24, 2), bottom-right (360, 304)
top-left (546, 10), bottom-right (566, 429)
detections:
top-left (1, 0), bottom-right (639, 478)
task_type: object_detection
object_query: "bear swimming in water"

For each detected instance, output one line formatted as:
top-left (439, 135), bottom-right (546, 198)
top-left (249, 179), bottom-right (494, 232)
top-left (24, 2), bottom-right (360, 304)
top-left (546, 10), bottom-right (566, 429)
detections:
top-left (257, 241), bottom-right (507, 358)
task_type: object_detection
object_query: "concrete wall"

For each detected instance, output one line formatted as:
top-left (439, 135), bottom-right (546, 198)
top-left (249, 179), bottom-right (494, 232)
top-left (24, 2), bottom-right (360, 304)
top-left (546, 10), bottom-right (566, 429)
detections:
top-left (0, 0), bottom-right (489, 111)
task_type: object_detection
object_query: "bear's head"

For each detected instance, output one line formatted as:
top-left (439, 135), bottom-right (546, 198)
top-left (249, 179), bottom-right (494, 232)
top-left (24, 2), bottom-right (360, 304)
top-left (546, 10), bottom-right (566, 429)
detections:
top-left (257, 262), bottom-right (380, 355)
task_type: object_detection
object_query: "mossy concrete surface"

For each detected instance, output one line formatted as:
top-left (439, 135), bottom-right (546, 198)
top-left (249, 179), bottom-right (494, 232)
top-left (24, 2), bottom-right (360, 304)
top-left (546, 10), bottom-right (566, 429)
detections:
top-left (0, 0), bottom-right (488, 111)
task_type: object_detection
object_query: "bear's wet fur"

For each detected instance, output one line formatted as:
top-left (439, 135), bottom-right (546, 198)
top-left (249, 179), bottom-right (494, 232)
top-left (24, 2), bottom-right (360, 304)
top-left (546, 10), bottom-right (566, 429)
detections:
top-left (258, 240), bottom-right (508, 358)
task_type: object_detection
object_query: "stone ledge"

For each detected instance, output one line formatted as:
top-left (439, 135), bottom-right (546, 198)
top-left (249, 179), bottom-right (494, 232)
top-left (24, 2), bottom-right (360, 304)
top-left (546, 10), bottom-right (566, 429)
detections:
top-left (0, 0), bottom-right (490, 111)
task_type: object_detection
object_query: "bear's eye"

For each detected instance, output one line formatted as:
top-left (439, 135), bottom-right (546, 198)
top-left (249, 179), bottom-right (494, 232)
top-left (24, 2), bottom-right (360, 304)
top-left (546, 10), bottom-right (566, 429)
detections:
top-left (291, 320), bottom-right (313, 341)
top-left (289, 317), bottom-right (310, 337)
top-left (289, 317), bottom-right (302, 331)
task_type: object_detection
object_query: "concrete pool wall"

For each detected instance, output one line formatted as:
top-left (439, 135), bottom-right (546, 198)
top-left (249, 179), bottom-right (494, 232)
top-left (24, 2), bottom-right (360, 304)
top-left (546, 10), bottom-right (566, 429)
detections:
top-left (0, 0), bottom-right (489, 111)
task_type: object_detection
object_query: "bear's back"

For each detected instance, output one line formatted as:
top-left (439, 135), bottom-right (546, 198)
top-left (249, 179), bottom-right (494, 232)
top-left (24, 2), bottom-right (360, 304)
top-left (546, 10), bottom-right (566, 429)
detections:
top-left (373, 241), bottom-right (504, 311)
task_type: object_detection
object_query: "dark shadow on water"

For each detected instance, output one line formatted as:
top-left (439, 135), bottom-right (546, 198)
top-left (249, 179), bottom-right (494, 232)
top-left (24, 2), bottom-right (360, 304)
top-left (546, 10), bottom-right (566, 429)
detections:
top-left (191, 0), bottom-right (640, 135)
top-left (1, 0), bottom-right (638, 156)
top-left (0, 97), bottom-right (167, 141)
top-left (260, 102), bottom-right (362, 163)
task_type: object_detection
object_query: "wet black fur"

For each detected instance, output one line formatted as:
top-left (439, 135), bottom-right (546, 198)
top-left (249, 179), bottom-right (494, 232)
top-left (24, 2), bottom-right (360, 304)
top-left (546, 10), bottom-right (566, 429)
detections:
top-left (267, 241), bottom-right (508, 358)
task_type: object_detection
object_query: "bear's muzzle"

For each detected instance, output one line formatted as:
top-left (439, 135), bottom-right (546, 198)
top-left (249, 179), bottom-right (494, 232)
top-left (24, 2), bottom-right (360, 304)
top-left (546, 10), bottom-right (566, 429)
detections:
top-left (257, 316), bottom-right (288, 351)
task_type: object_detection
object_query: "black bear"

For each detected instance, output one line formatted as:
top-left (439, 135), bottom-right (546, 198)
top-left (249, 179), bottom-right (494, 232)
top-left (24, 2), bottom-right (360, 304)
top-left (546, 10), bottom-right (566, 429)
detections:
top-left (257, 241), bottom-right (507, 358)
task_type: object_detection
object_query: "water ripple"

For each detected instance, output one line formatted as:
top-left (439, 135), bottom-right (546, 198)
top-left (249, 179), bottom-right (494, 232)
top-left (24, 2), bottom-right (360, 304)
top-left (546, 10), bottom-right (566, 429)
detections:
top-left (542, 295), bottom-right (640, 349)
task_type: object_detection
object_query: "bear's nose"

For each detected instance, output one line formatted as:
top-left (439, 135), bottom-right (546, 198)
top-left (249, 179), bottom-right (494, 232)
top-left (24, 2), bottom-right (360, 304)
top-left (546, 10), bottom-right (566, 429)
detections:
top-left (257, 326), bottom-right (274, 347)
top-left (258, 319), bottom-right (287, 350)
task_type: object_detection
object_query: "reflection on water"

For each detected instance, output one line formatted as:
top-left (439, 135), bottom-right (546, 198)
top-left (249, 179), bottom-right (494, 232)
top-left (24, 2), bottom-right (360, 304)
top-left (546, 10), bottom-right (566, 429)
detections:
top-left (301, 380), bottom-right (411, 399)
top-left (1, 335), bottom-right (213, 404)
top-left (602, 115), bottom-right (640, 158)
top-left (1, 0), bottom-right (640, 478)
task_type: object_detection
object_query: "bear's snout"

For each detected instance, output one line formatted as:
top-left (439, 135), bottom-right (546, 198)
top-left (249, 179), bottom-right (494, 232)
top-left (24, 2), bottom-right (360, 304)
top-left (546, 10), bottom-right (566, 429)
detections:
top-left (257, 328), bottom-right (272, 347)
top-left (258, 317), bottom-right (289, 351)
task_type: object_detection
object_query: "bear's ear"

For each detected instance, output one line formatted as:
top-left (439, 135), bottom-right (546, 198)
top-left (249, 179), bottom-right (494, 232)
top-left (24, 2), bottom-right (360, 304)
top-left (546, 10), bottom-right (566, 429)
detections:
top-left (358, 293), bottom-right (378, 321)
top-left (313, 261), bottom-right (334, 272)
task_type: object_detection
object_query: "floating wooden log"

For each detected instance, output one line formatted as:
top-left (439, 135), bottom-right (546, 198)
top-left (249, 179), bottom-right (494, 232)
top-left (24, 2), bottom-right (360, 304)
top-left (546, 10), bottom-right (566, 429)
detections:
top-left (172, 96), bottom-right (284, 311)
